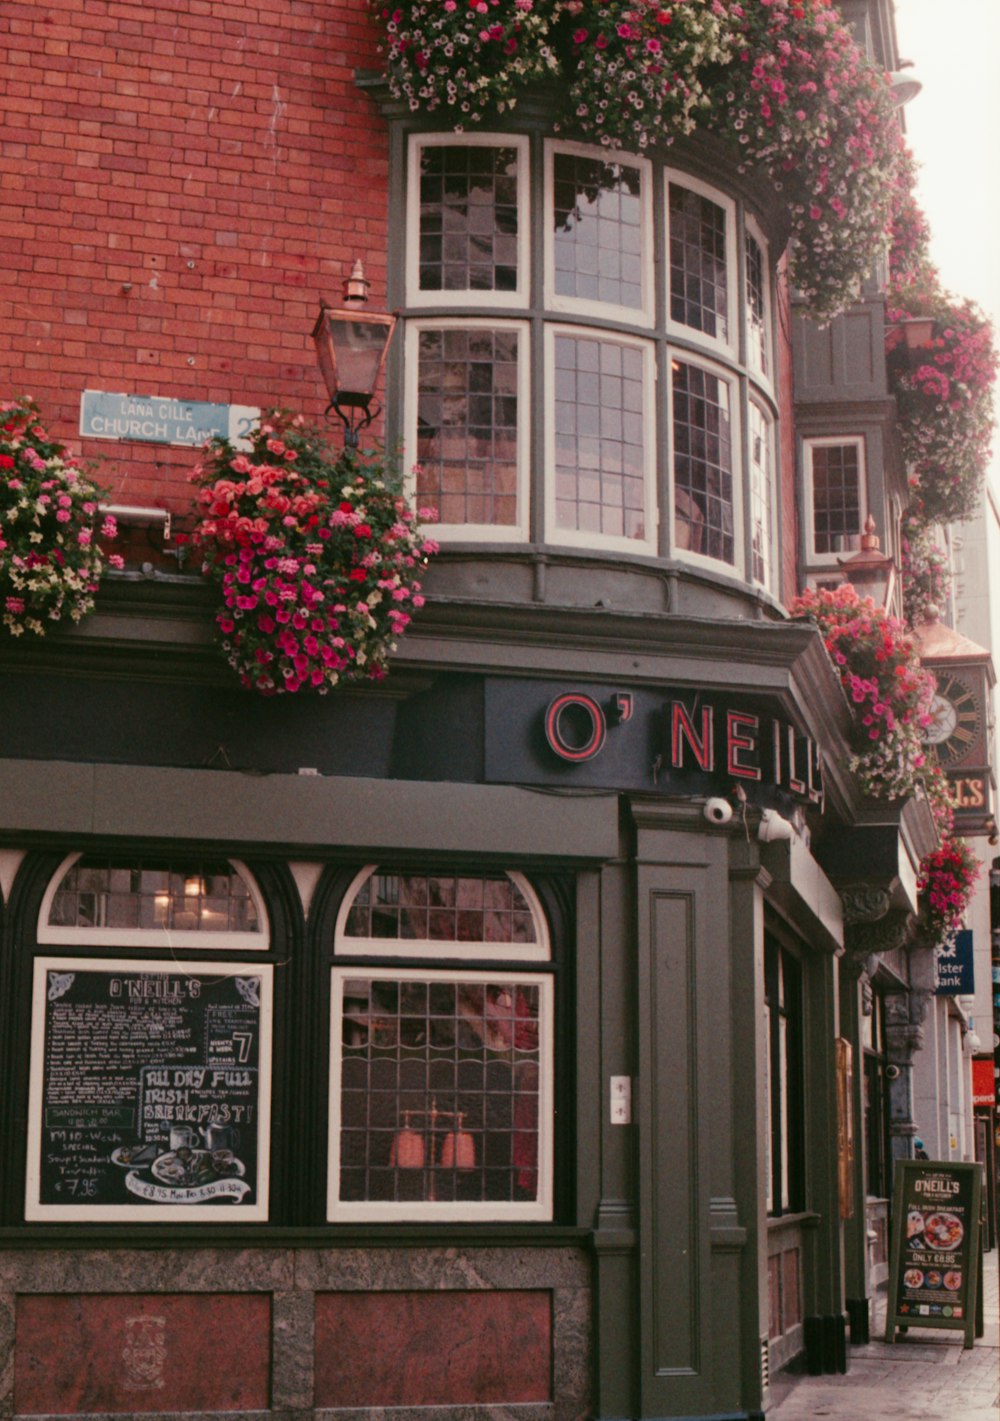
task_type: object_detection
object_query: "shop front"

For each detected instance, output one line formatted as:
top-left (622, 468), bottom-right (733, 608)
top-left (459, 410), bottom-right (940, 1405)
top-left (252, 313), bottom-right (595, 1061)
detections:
top-left (0, 589), bottom-right (936, 1421)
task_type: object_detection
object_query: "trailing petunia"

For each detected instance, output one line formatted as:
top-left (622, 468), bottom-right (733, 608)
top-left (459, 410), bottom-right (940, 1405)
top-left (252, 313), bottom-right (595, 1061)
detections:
top-left (373, 0), bottom-right (904, 321)
top-left (900, 516), bottom-right (949, 629)
top-left (377, 0), bottom-right (562, 124)
top-left (789, 583), bottom-right (935, 802)
top-left (189, 412), bottom-right (438, 696)
top-left (0, 396), bottom-right (121, 637)
top-left (792, 582), bottom-right (979, 952)
top-left (917, 837), bottom-right (980, 953)
top-left (886, 157), bottom-right (997, 528)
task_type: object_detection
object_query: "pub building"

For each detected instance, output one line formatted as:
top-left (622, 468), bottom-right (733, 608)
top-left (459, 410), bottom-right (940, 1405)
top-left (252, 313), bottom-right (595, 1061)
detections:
top-left (0, 0), bottom-right (983, 1418)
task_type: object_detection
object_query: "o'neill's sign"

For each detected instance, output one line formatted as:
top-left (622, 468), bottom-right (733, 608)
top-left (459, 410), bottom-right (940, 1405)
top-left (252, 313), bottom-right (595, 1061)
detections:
top-left (484, 679), bottom-right (824, 811)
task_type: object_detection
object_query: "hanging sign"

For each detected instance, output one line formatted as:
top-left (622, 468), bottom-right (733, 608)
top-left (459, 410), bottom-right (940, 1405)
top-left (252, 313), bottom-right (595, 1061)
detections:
top-left (885, 1160), bottom-right (982, 1349)
top-left (25, 958), bottom-right (272, 1222)
top-left (935, 929), bottom-right (975, 995)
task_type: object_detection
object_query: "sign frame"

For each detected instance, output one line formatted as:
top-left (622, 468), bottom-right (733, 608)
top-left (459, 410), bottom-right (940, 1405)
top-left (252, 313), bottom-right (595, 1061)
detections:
top-left (25, 956), bottom-right (273, 1223)
top-left (884, 1159), bottom-right (982, 1349)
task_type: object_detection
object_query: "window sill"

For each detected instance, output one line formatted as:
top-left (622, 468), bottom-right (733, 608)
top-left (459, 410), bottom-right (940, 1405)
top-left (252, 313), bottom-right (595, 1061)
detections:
top-left (0, 1223), bottom-right (591, 1250)
top-left (766, 1210), bottom-right (822, 1232)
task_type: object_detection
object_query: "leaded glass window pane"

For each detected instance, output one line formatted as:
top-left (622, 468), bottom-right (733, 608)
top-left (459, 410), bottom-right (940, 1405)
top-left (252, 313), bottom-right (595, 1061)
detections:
top-left (553, 334), bottom-right (646, 540)
top-left (338, 973), bottom-right (543, 1207)
top-left (419, 145), bottom-right (519, 293)
top-left (415, 327), bottom-right (519, 526)
top-left (749, 401), bottom-right (773, 588)
top-left (552, 152), bottom-right (643, 309)
top-left (745, 231), bottom-right (769, 377)
top-left (811, 443), bottom-right (861, 554)
top-left (47, 858), bottom-right (260, 933)
top-left (673, 361), bottom-right (734, 564)
top-left (669, 184), bottom-right (729, 341)
top-left (344, 872), bottom-right (537, 946)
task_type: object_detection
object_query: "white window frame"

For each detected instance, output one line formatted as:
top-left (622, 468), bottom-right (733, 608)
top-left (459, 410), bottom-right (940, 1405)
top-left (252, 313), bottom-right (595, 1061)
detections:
top-left (665, 171), bottom-right (738, 362)
top-left (803, 435), bottom-right (867, 566)
top-left (544, 139), bottom-right (654, 328)
top-left (328, 964), bottom-right (554, 1223)
top-left (544, 323), bottom-right (657, 556)
top-left (335, 866), bottom-right (550, 962)
top-left (406, 133), bottom-right (530, 310)
top-left (744, 213), bottom-right (773, 390)
top-left (25, 955), bottom-right (274, 1222)
top-left (404, 316), bottom-right (531, 543)
top-left (668, 351), bottom-right (743, 576)
top-left (748, 397), bottom-right (776, 594)
top-left (37, 852), bottom-right (269, 951)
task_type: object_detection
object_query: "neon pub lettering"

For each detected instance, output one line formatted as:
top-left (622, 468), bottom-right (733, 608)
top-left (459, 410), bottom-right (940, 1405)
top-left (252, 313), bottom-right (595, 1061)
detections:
top-left (544, 690), bottom-right (823, 808)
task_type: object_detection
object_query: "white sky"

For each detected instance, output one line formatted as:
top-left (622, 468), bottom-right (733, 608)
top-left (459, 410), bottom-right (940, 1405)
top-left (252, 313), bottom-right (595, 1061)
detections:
top-left (892, 0), bottom-right (1000, 491)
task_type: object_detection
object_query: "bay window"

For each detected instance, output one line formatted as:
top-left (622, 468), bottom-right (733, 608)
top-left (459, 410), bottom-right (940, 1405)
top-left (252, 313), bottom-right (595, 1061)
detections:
top-left (671, 357), bottom-right (736, 564)
top-left (409, 321), bottom-right (528, 536)
top-left (400, 132), bottom-right (779, 593)
top-left (667, 178), bottom-right (735, 352)
top-left (548, 328), bottom-right (654, 551)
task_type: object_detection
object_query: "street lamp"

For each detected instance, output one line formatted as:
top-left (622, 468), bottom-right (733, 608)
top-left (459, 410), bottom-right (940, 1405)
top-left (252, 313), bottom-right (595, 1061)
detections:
top-left (312, 261), bottom-right (396, 449)
top-left (838, 514), bottom-right (897, 610)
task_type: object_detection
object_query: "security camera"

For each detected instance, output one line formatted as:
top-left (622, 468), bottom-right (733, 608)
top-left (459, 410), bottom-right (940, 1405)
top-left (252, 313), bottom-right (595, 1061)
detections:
top-left (704, 797), bottom-right (734, 825)
top-left (759, 808), bottom-right (794, 843)
top-left (885, 1063), bottom-right (901, 1081)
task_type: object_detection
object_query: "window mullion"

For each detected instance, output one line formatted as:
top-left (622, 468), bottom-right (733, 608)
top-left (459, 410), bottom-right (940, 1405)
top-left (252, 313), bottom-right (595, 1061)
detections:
top-left (530, 131), bottom-right (546, 546)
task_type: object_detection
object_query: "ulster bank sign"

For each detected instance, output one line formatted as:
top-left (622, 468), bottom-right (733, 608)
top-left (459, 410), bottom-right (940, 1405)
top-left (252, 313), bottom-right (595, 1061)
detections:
top-left (484, 678), bottom-right (824, 812)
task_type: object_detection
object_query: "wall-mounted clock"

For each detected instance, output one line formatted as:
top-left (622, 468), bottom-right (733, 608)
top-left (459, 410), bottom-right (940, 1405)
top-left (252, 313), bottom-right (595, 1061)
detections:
top-left (924, 672), bottom-right (982, 765)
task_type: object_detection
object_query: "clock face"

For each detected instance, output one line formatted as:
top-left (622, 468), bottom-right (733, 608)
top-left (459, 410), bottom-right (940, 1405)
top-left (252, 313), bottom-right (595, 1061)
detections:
top-left (924, 672), bottom-right (981, 764)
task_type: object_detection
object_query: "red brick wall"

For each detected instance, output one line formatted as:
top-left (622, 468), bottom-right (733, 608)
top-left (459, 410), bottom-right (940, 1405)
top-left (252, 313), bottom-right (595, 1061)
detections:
top-left (1, 0), bottom-right (388, 509)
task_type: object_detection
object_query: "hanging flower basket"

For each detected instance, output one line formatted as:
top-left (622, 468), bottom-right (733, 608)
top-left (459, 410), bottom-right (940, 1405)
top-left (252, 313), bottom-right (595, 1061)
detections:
top-left (379, 0), bottom-right (562, 123)
top-left (917, 837), bottom-right (980, 953)
top-left (788, 584), bottom-right (935, 802)
top-left (791, 584), bottom-right (979, 952)
top-left (375, 0), bottom-right (902, 321)
top-left (0, 396), bottom-right (121, 637)
top-left (888, 295), bottom-right (997, 527)
top-left (900, 517), bottom-right (949, 629)
top-left (887, 152), bottom-right (997, 529)
top-left (189, 412), bottom-right (438, 695)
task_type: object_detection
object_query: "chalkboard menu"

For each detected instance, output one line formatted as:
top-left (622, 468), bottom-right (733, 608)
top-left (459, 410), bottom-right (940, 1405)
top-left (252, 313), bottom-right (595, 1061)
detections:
top-left (26, 958), bottom-right (273, 1221)
top-left (885, 1159), bottom-right (983, 1349)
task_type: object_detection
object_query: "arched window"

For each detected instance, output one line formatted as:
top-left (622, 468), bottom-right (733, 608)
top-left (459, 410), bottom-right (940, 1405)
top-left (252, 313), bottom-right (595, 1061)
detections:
top-left (25, 853), bottom-right (274, 1223)
top-left (329, 867), bottom-right (553, 1222)
top-left (400, 131), bottom-right (778, 592)
top-left (39, 853), bottom-right (267, 949)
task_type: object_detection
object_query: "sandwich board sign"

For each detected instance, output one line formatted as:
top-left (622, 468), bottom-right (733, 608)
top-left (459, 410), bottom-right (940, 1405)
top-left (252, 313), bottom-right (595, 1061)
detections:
top-left (885, 1159), bottom-right (982, 1349)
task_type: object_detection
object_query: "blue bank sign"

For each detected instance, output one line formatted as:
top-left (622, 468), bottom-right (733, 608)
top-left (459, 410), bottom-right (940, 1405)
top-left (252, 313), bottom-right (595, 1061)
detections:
top-left (80, 391), bottom-right (258, 448)
top-left (935, 928), bottom-right (975, 995)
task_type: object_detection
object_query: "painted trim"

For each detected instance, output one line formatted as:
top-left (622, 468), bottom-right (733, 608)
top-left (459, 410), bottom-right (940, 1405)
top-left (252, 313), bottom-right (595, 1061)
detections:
top-left (334, 865), bottom-right (551, 961)
top-left (327, 965), bottom-right (554, 1223)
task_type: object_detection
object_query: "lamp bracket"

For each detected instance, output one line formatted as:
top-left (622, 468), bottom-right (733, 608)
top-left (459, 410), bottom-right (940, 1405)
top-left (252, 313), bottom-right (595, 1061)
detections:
top-left (326, 394), bottom-right (381, 450)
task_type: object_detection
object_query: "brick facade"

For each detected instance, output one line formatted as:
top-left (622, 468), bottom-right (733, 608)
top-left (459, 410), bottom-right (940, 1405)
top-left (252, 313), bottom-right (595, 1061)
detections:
top-left (1, 0), bottom-right (387, 506)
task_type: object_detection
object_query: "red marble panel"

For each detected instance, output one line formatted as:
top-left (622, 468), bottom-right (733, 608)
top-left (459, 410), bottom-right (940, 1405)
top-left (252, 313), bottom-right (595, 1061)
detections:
top-left (781, 1247), bottom-right (801, 1329)
top-left (15, 1293), bottom-right (270, 1415)
top-left (767, 1255), bottom-right (782, 1339)
top-left (315, 1289), bottom-right (551, 1407)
